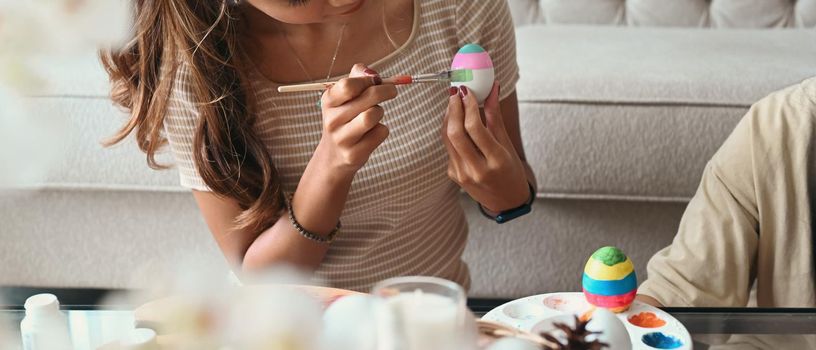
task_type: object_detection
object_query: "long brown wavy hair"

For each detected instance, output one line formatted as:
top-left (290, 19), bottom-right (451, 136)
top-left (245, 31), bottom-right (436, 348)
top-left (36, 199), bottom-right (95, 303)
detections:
top-left (101, 0), bottom-right (284, 234)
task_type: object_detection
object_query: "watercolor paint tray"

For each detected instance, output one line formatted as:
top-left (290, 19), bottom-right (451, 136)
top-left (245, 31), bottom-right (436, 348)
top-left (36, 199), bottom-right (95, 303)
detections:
top-left (482, 292), bottom-right (692, 350)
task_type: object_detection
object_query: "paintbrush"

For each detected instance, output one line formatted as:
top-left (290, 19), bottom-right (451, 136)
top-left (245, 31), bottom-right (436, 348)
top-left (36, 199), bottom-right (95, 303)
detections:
top-left (276, 69), bottom-right (473, 93)
top-left (476, 319), bottom-right (558, 348)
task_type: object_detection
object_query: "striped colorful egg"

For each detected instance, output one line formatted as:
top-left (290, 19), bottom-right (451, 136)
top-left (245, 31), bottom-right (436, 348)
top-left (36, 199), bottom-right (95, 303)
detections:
top-left (582, 246), bottom-right (637, 313)
top-left (450, 43), bottom-right (494, 103)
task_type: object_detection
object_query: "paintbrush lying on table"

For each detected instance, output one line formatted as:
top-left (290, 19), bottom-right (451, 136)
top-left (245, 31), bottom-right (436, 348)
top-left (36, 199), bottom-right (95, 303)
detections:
top-left (276, 69), bottom-right (473, 93)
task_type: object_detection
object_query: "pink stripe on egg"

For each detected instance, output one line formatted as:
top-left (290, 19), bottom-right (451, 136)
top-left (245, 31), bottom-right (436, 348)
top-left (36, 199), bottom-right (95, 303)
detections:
top-left (583, 289), bottom-right (637, 308)
top-left (451, 52), bottom-right (494, 70)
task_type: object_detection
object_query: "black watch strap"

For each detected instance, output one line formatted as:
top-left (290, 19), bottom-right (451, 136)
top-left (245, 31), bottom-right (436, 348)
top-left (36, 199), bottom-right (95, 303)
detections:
top-left (478, 182), bottom-right (536, 224)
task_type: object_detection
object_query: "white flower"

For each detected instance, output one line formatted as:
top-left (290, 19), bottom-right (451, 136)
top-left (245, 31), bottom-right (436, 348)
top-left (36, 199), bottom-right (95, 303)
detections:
top-left (0, 84), bottom-right (48, 187)
top-left (0, 0), bottom-right (131, 187)
top-left (221, 287), bottom-right (323, 350)
top-left (0, 55), bottom-right (44, 93)
top-left (0, 0), bottom-right (131, 54)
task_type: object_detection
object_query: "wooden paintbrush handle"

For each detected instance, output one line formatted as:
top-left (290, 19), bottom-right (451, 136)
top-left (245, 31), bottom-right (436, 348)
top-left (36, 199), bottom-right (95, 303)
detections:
top-left (277, 75), bottom-right (416, 93)
top-left (277, 82), bottom-right (335, 93)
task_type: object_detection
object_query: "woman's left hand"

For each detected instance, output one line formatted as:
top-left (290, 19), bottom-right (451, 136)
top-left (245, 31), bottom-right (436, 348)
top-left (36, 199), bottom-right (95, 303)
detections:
top-left (442, 82), bottom-right (530, 213)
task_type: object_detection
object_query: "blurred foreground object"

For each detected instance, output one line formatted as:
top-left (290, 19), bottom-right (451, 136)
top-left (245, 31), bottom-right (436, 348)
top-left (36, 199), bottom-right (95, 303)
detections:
top-left (20, 293), bottom-right (72, 350)
top-left (372, 276), bottom-right (478, 350)
top-left (0, 0), bottom-right (130, 187)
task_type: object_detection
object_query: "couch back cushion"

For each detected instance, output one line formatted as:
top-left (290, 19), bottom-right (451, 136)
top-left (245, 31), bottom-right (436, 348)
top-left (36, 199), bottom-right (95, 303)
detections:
top-left (508, 0), bottom-right (816, 28)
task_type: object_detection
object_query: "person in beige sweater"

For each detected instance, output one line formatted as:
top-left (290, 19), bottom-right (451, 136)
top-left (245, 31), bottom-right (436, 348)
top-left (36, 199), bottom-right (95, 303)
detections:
top-left (638, 77), bottom-right (816, 309)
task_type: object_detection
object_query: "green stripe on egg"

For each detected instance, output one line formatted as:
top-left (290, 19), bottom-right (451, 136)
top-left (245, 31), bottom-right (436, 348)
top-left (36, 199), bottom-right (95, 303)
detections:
top-left (592, 246), bottom-right (628, 266)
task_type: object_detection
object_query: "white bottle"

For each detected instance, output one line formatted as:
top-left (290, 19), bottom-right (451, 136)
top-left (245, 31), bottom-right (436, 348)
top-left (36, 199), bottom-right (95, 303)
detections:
top-left (20, 293), bottom-right (73, 350)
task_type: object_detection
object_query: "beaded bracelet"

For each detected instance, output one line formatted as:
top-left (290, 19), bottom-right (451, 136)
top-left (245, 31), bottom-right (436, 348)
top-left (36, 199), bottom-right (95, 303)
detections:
top-left (286, 194), bottom-right (341, 244)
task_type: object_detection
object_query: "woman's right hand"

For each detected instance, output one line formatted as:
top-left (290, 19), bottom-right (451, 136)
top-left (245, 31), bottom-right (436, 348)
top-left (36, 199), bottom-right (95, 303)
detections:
top-left (315, 64), bottom-right (397, 175)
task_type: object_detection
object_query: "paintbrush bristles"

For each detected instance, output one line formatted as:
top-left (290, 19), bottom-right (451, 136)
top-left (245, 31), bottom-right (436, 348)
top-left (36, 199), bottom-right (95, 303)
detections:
top-left (410, 72), bottom-right (448, 82)
top-left (449, 69), bottom-right (473, 83)
top-left (411, 69), bottom-right (473, 83)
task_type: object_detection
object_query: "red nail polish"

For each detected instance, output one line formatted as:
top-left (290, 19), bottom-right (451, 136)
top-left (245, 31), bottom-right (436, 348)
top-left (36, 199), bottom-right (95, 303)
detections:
top-left (448, 87), bottom-right (458, 96)
top-left (364, 68), bottom-right (378, 76)
top-left (372, 76), bottom-right (383, 85)
top-left (459, 86), bottom-right (468, 98)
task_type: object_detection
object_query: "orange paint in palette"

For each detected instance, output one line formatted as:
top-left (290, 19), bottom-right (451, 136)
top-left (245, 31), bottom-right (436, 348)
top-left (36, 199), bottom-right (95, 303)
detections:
top-left (628, 312), bottom-right (667, 328)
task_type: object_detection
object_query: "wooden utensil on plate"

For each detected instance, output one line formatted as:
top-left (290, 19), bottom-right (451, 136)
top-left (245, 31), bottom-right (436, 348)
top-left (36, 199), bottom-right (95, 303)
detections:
top-left (477, 319), bottom-right (558, 348)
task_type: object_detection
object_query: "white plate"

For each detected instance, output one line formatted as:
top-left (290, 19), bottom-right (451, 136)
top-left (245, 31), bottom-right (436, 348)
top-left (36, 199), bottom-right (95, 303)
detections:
top-left (482, 292), bottom-right (692, 350)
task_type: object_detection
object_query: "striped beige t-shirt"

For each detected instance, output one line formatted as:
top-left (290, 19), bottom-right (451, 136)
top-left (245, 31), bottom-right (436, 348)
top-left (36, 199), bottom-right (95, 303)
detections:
top-left (164, 0), bottom-right (519, 292)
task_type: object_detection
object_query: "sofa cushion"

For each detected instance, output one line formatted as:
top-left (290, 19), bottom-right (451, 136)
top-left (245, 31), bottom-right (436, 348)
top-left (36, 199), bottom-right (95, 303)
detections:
top-left (508, 0), bottom-right (816, 28)
top-left (516, 26), bottom-right (816, 201)
top-left (27, 96), bottom-right (181, 191)
top-left (23, 27), bottom-right (816, 202)
top-left (18, 54), bottom-right (189, 191)
top-left (0, 187), bottom-right (686, 298)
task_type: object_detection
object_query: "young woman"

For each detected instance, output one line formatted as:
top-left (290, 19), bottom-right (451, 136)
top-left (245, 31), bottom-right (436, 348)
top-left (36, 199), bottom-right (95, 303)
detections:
top-left (102, 0), bottom-right (537, 292)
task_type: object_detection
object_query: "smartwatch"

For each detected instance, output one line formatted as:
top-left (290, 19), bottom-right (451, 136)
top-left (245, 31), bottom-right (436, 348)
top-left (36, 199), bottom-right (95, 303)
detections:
top-left (478, 182), bottom-right (536, 224)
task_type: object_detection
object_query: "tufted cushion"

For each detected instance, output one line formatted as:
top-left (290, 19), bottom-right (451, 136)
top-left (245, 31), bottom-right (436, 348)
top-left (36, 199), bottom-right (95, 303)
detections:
top-left (711, 0), bottom-right (794, 27)
top-left (627, 0), bottom-right (710, 27)
top-left (514, 26), bottom-right (816, 201)
top-left (541, 0), bottom-right (625, 26)
top-left (507, 0), bottom-right (816, 28)
top-left (799, 0), bottom-right (816, 25)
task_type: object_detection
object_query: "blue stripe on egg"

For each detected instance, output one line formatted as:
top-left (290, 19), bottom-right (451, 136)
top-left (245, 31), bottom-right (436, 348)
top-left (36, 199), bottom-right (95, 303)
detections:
top-left (582, 271), bottom-right (637, 296)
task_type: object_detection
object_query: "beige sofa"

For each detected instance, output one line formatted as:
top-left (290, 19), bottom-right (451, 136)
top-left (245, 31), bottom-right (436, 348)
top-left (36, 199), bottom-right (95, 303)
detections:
top-left (1, 0), bottom-right (814, 298)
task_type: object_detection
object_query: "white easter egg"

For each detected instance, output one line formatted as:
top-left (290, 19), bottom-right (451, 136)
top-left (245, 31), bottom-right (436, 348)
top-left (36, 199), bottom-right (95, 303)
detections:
top-left (322, 295), bottom-right (381, 350)
top-left (224, 287), bottom-right (323, 350)
top-left (487, 337), bottom-right (540, 350)
top-left (451, 43), bottom-right (495, 104)
top-left (586, 308), bottom-right (632, 350)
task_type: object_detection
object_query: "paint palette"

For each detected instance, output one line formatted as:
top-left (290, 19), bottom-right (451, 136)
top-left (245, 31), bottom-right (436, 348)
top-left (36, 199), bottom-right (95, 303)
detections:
top-left (482, 292), bottom-right (692, 350)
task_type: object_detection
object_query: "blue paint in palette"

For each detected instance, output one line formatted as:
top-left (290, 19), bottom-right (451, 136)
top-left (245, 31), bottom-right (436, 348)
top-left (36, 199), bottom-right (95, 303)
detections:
top-left (642, 332), bottom-right (683, 349)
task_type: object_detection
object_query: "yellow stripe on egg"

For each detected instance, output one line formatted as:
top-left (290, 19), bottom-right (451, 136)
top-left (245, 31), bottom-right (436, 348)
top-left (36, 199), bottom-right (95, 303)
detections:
top-left (583, 257), bottom-right (634, 281)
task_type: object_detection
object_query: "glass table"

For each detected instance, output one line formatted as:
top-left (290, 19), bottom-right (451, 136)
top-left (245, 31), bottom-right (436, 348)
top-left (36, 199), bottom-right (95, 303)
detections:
top-left (1, 304), bottom-right (815, 349)
top-left (657, 307), bottom-right (816, 349)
